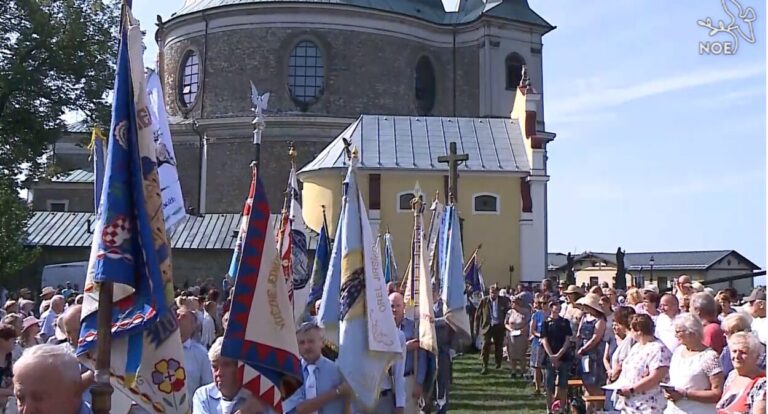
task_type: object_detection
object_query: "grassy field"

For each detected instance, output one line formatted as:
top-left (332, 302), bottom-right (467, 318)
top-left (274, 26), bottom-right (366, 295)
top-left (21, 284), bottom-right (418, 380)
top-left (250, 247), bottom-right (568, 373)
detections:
top-left (449, 353), bottom-right (547, 413)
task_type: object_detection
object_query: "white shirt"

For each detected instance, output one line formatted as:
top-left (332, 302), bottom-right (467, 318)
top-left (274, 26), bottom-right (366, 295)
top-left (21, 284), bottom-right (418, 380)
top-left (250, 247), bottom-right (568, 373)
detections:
top-left (655, 313), bottom-right (680, 353)
top-left (201, 312), bottom-right (216, 348)
top-left (182, 339), bottom-right (213, 397)
top-left (664, 346), bottom-right (722, 414)
top-left (751, 317), bottom-right (767, 344)
top-left (39, 309), bottom-right (58, 340)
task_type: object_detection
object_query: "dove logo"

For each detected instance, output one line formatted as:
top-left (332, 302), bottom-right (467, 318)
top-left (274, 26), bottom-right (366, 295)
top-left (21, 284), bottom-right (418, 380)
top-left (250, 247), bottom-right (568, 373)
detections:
top-left (697, 0), bottom-right (757, 55)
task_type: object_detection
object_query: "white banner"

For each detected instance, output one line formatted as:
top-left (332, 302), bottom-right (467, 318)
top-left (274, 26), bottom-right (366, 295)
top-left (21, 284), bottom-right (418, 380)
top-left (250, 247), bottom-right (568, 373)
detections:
top-left (146, 70), bottom-right (186, 231)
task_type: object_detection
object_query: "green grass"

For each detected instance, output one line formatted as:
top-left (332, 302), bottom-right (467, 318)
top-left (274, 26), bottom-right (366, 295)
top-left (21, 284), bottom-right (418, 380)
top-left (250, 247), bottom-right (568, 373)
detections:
top-left (449, 353), bottom-right (547, 413)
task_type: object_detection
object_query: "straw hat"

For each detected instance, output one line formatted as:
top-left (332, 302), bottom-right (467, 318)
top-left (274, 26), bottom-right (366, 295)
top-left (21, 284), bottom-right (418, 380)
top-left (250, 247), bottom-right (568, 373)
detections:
top-left (564, 285), bottom-right (585, 296)
top-left (3, 300), bottom-right (17, 311)
top-left (40, 286), bottom-right (56, 297)
top-left (576, 293), bottom-right (604, 316)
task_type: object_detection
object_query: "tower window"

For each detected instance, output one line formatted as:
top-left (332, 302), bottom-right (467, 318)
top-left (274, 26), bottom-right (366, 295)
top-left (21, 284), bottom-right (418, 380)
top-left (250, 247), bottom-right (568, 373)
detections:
top-left (179, 50), bottom-right (200, 108)
top-left (288, 40), bottom-right (325, 106)
top-left (505, 53), bottom-right (526, 90)
top-left (414, 56), bottom-right (436, 115)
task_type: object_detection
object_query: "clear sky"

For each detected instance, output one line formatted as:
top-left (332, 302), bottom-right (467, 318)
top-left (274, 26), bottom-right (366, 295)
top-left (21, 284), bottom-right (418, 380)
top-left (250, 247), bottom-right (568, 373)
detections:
top-left (134, 1), bottom-right (766, 270)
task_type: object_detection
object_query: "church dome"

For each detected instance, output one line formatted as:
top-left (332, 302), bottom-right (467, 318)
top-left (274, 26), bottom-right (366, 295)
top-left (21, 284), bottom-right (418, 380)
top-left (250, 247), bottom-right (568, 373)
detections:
top-left (169, 0), bottom-right (553, 28)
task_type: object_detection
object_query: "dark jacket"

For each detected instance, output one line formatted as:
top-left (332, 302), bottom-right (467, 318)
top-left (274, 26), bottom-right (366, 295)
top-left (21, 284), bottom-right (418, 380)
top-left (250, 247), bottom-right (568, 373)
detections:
top-left (474, 295), bottom-right (511, 334)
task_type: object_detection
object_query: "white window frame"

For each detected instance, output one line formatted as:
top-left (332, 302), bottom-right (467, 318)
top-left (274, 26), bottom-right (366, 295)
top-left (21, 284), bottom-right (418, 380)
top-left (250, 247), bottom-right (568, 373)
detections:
top-left (396, 191), bottom-right (422, 213)
top-left (472, 192), bottom-right (500, 215)
top-left (47, 199), bottom-right (69, 212)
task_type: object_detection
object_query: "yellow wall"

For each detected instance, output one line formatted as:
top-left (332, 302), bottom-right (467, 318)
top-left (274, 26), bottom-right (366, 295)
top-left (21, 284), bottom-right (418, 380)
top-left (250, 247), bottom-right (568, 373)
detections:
top-left (300, 169), bottom-right (523, 288)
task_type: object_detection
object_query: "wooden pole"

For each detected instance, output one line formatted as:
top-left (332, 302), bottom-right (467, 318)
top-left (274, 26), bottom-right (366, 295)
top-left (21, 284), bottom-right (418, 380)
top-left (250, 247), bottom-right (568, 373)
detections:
top-left (91, 281), bottom-right (114, 414)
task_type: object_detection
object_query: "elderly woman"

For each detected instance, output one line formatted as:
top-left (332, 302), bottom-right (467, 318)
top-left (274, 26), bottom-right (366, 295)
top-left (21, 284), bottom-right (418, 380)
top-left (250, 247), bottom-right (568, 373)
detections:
top-left (529, 293), bottom-right (550, 396)
top-left (604, 306), bottom-right (636, 412)
top-left (663, 313), bottom-right (724, 413)
top-left (716, 332), bottom-right (767, 414)
top-left (626, 288), bottom-right (643, 309)
top-left (18, 317), bottom-right (41, 350)
top-left (719, 313), bottom-right (765, 378)
top-left (505, 294), bottom-right (531, 378)
top-left (575, 293), bottom-right (607, 411)
top-left (616, 314), bottom-right (672, 414)
top-left (716, 291), bottom-right (737, 322)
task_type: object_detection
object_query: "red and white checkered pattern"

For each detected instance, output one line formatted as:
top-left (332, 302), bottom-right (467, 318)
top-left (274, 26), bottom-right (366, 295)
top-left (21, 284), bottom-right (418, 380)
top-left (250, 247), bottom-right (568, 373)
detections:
top-left (102, 215), bottom-right (131, 247)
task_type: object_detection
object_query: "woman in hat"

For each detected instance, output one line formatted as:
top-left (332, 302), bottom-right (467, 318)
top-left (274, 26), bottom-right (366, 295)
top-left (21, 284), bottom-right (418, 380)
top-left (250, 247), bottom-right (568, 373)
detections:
top-left (505, 294), bottom-right (531, 379)
top-left (575, 293), bottom-right (608, 412)
top-left (18, 317), bottom-right (41, 350)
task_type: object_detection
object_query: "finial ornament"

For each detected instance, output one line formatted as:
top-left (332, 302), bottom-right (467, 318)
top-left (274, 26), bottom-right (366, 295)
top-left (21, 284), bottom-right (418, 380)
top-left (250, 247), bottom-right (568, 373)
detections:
top-left (288, 141), bottom-right (297, 160)
top-left (349, 146), bottom-right (360, 166)
top-left (520, 65), bottom-right (531, 90)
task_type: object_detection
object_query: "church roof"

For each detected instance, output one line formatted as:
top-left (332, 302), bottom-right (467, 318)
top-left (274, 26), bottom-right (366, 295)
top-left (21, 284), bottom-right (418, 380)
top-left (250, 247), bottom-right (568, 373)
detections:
top-left (298, 115), bottom-right (531, 174)
top-left (170, 0), bottom-right (554, 29)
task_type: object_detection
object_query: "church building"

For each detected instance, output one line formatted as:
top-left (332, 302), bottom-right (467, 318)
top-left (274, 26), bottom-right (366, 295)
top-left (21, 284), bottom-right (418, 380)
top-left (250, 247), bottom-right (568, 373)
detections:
top-left (25, 0), bottom-right (557, 285)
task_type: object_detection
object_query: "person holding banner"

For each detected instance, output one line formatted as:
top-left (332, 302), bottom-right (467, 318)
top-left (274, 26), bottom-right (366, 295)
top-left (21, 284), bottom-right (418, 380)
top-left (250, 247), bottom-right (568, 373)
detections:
top-left (282, 322), bottom-right (351, 414)
top-left (475, 284), bottom-right (511, 374)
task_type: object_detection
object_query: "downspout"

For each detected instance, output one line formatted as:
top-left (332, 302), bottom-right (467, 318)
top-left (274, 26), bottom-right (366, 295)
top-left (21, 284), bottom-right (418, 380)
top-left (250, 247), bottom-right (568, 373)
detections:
top-left (194, 12), bottom-right (210, 215)
top-left (452, 24), bottom-right (457, 117)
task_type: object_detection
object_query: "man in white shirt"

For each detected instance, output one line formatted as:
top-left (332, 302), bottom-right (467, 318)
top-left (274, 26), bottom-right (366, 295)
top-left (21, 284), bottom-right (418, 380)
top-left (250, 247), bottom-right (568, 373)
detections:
top-left (655, 293), bottom-right (680, 352)
top-left (177, 307), bottom-right (213, 398)
top-left (746, 287), bottom-right (767, 344)
top-left (40, 295), bottom-right (65, 342)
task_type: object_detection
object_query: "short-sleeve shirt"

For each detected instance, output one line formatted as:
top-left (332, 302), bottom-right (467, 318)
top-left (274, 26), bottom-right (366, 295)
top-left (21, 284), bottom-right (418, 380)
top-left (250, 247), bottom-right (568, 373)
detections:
top-left (716, 371), bottom-right (767, 414)
top-left (615, 340), bottom-right (672, 414)
top-left (665, 347), bottom-right (722, 414)
top-left (541, 316), bottom-right (572, 361)
top-left (702, 321), bottom-right (726, 355)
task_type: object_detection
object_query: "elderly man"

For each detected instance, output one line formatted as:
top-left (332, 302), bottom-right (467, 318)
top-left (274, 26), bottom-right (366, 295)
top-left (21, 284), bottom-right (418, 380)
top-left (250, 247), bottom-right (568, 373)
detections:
top-left (13, 344), bottom-right (91, 413)
top-left (40, 295), bottom-right (65, 342)
top-left (178, 307), bottom-right (213, 398)
top-left (655, 293), bottom-right (681, 352)
top-left (38, 286), bottom-right (56, 316)
top-left (746, 287), bottom-right (767, 344)
top-left (474, 284), bottom-right (511, 374)
top-left (674, 275), bottom-right (693, 305)
top-left (388, 292), bottom-right (427, 413)
top-left (691, 292), bottom-right (726, 354)
top-left (193, 337), bottom-right (268, 414)
top-left (283, 323), bottom-right (350, 414)
top-left (368, 294), bottom-right (408, 414)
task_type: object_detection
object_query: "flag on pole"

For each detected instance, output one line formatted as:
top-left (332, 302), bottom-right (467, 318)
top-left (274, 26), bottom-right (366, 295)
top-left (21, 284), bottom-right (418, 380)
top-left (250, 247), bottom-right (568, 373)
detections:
top-left (464, 247), bottom-right (484, 294)
top-left (440, 204), bottom-right (472, 343)
top-left (412, 200), bottom-right (437, 356)
top-left (306, 210), bottom-right (330, 308)
top-left (317, 209), bottom-right (343, 348)
top-left (88, 127), bottom-right (107, 213)
top-left (382, 230), bottom-right (398, 284)
top-left (227, 170), bottom-right (256, 280)
top-left (427, 197), bottom-right (445, 292)
top-left (146, 69), bottom-right (186, 231)
top-left (334, 149), bottom-right (402, 411)
top-left (286, 159), bottom-right (310, 323)
top-left (77, 3), bottom-right (189, 412)
top-left (221, 167), bottom-right (302, 412)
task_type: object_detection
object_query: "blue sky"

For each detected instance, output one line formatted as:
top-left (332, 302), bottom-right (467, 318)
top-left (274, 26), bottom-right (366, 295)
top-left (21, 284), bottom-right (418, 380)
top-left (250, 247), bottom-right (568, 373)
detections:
top-left (135, 1), bottom-right (766, 269)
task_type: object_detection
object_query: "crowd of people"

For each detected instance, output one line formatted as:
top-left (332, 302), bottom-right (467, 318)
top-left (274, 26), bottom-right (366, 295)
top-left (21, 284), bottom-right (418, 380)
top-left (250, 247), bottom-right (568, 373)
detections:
top-left (0, 275), bottom-right (765, 414)
top-left (470, 276), bottom-right (767, 414)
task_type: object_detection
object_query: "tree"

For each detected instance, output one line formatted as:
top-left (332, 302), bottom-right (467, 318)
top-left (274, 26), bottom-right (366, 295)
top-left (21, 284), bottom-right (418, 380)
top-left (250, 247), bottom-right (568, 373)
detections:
top-left (0, 0), bottom-right (119, 187)
top-left (0, 180), bottom-right (38, 285)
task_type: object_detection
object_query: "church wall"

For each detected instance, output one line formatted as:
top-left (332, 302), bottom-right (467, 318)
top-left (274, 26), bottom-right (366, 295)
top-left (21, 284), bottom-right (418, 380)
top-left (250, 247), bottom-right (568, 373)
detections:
top-left (163, 27), bottom-right (480, 120)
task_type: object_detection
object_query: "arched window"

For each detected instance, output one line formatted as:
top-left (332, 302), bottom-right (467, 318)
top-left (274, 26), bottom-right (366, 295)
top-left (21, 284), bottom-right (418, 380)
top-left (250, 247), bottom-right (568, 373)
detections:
top-left (288, 40), bottom-right (325, 106)
top-left (414, 56), bottom-right (436, 115)
top-left (397, 192), bottom-right (423, 212)
top-left (505, 53), bottom-right (526, 90)
top-left (179, 50), bottom-right (200, 108)
top-left (473, 193), bottom-right (499, 214)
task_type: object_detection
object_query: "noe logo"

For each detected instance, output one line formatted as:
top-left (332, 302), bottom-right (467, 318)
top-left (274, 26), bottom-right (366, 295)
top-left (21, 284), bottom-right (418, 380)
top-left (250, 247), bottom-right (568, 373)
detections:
top-left (697, 0), bottom-right (757, 55)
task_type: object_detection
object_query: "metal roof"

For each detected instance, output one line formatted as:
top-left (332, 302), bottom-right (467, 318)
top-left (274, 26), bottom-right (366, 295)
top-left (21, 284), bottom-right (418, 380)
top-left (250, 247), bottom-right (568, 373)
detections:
top-left (299, 115), bottom-right (530, 174)
top-left (52, 169), bottom-right (95, 183)
top-left (65, 121), bottom-right (90, 134)
top-left (548, 250), bottom-right (761, 272)
top-left (170, 0), bottom-right (554, 29)
top-left (24, 212), bottom-right (308, 250)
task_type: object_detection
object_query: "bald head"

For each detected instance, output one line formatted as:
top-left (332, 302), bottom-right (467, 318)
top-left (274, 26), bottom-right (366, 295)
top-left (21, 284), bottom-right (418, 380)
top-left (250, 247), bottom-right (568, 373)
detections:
top-left (176, 307), bottom-right (196, 342)
top-left (659, 293), bottom-right (679, 318)
top-left (389, 292), bottom-right (405, 324)
top-left (61, 305), bottom-right (82, 347)
top-left (14, 344), bottom-right (84, 414)
top-left (50, 295), bottom-right (65, 314)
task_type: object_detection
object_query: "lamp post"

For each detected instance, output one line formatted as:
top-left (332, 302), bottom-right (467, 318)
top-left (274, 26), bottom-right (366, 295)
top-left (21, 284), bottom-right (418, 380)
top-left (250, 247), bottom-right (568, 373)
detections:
top-left (649, 256), bottom-right (655, 284)
top-left (508, 265), bottom-right (514, 289)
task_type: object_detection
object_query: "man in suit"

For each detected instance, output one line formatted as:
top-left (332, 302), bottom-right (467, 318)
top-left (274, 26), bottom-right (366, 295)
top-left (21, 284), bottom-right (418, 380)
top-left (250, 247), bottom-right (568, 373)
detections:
top-left (474, 284), bottom-right (511, 374)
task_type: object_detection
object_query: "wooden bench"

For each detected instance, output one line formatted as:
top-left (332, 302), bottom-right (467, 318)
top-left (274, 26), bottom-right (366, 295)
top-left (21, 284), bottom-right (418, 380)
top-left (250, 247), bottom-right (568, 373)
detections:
top-left (567, 379), bottom-right (584, 387)
top-left (584, 395), bottom-right (606, 403)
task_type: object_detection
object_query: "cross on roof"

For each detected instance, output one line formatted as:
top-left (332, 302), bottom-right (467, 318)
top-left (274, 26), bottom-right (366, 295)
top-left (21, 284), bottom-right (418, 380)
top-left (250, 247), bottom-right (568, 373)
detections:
top-left (437, 141), bottom-right (469, 202)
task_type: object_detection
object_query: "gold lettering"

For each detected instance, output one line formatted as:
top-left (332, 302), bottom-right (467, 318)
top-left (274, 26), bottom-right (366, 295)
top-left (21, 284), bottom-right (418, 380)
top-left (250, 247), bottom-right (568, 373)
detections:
top-left (267, 259), bottom-right (285, 330)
